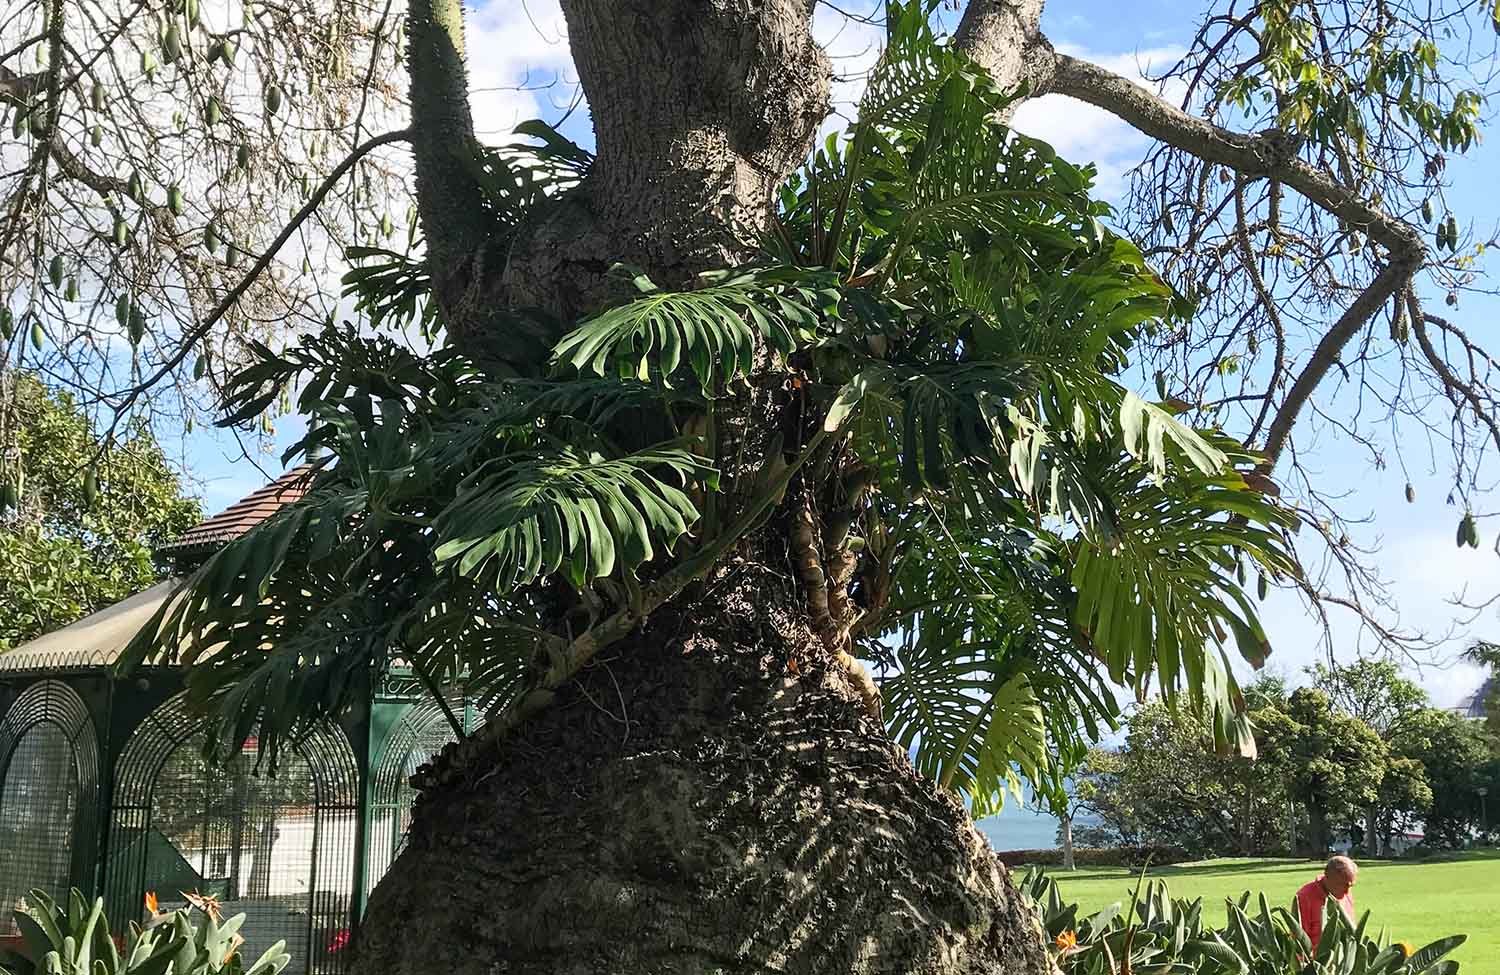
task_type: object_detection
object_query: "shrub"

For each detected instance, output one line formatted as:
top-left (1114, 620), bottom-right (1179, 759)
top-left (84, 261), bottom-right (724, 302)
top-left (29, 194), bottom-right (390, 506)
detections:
top-left (1017, 869), bottom-right (1468, 974)
top-left (0, 888), bottom-right (290, 975)
top-left (994, 845), bottom-right (1191, 868)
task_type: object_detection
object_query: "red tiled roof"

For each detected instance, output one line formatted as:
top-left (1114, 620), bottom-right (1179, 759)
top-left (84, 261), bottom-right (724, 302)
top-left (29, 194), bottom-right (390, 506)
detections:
top-left (160, 465), bottom-right (316, 553)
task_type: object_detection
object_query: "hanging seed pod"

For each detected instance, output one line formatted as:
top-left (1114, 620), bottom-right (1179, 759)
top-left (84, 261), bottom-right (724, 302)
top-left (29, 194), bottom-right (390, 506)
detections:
top-left (113, 216), bottom-right (128, 247)
top-left (205, 97), bottom-right (222, 125)
top-left (193, 353), bottom-right (206, 379)
top-left (226, 241), bottom-right (240, 268)
top-left (128, 305), bottom-right (145, 345)
top-left (204, 222), bottom-right (219, 253)
top-left (1257, 573), bottom-right (1268, 601)
top-left (141, 49), bottom-right (157, 78)
top-left (1405, 483), bottom-right (1416, 504)
top-left (185, 0), bottom-right (200, 27)
top-left (115, 295), bottom-right (129, 326)
top-left (91, 124), bottom-right (103, 147)
top-left (381, 213), bottom-right (393, 238)
top-left (1445, 214), bottom-right (1459, 248)
top-left (1446, 292), bottom-right (1458, 307)
top-left (1422, 198), bottom-right (1434, 224)
top-left (0, 308), bottom-right (13, 341)
top-left (83, 469), bottom-right (99, 505)
top-left (90, 82), bottom-right (105, 111)
top-left (222, 39), bottom-right (236, 66)
top-left (236, 143), bottom-right (251, 170)
top-left (301, 255), bottom-right (310, 274)
top-left (1458, 514), bottom-right (1474, 548)
top-left (30, 319), bottom-right (45, 350)
top-left (65, 277), bottom-right (78, 301)
top-left (163, 24), bottom-right (182, 64)
top-left (12, 112), bottom-right (28, 138)
top-left (126, 170), bottom-right (143, 202)
top-left (265, 84), bottom-right (283, 115)
top-left (48, 256), bottom-right (64, 289)
top-left (1162, 208), bottom-right (1176, 234)
top-left (168, 184), bottom-right (185, 216)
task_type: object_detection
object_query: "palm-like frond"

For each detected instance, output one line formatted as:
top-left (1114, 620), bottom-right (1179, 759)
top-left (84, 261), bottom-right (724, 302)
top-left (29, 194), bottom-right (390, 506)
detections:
top-left (552, 265), bottom-right (838, 389)
top-left (432, 444), bottom-right (711, 588)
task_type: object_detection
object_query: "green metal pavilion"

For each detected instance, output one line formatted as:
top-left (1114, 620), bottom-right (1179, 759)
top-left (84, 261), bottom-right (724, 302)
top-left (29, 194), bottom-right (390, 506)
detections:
top-left (0, 468), bottom-right (473, 974)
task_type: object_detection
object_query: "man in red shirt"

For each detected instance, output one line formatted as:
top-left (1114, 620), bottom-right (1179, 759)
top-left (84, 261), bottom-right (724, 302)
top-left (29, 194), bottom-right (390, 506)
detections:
top-left (1296, 855), bottom-right (1358, 950)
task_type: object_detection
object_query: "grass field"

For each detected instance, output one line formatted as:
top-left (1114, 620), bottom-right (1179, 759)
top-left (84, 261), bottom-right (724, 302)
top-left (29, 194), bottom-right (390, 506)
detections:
top-left (1044, 852), bottom-right (1500, 974)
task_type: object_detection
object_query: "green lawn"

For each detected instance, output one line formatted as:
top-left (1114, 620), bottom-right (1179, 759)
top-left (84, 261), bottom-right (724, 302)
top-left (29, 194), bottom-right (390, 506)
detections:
top-left (1043, 852), bottom-right (1500, 974)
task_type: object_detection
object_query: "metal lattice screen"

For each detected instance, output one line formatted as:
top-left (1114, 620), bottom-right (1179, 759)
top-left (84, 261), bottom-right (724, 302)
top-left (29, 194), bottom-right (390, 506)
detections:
top-left (0, 680), bottom-right (99, 938)
top-left (104, 695), bottom-right (359, 975)
top-left (365, 702), bottom-right (462, 897)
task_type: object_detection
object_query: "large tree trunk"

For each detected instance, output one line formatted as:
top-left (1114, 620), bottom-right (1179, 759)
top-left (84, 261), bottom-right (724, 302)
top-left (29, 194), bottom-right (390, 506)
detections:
top-left (356, 571), bottom-right (1049, 974)
top-left (1307, 802), bottom-right (1329, 856)
top-left (358, 2), bottom-right (1057, 972)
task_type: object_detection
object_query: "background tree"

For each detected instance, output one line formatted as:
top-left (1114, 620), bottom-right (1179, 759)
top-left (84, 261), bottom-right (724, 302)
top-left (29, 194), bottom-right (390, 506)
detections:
top-left (1309, 658), bottom-right (1427, 736)
top-left (1070, 699), bottom-right (1290, 856)
top-left (1257, 687), bottom-right (1388, 854)
top-left (0, 0), bottom-right (408, 440)
top-left (2, 0), bottom-right (1497, 971)
top-left (0, 369), bottom-right (198, 649)
top-left (1393, 705), bottom-right (1498, 847)
top-left (1309, 658), bottom-right (1429, 853)
top-left (1463, 642), bottom-right (1500, 736)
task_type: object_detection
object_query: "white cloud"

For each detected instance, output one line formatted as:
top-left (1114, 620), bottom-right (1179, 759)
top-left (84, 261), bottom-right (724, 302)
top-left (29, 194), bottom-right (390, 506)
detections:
top-left (464, 0), bottom-right (577, 140)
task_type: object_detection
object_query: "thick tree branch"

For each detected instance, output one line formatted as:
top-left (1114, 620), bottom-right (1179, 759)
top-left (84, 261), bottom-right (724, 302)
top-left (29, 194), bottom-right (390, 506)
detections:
top-left (956, 17), bottom-right (1431, 474)
top-left (1258, 258), bottom-right (1416, 468)
top-left (1043, 52), bottom-right (1423, 259)
top-left (405, 0), bottom-right (490, 293)
top-left (954, 0), bottom-right (1051, 99)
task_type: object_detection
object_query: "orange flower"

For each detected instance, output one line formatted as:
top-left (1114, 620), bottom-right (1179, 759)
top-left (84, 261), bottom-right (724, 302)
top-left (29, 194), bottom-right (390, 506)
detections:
top-left (1397, 942), bottom-right (1416, 959)
top-left (143, 891), bottom-right (158, 915)
top-left (1055, 930), bottom-right (1079, 952)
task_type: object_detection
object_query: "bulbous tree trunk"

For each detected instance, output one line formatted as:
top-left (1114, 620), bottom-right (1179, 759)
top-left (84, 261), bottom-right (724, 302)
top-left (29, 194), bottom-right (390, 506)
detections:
top-left (357, 571), bottom-right (1050, 974)
top-left (354, 2), bottom-right (1056, 971)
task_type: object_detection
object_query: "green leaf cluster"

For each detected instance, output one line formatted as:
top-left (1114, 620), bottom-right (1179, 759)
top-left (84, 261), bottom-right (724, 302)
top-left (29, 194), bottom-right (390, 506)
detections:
top-left (124, 2), bottom-right (1298, 806)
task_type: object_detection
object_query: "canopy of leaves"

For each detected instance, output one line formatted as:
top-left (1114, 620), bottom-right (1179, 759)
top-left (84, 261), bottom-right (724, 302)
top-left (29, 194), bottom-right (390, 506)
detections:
top-left (1069, 699), bottom-right (1290, 857)
top-left (121, 5), bottom-right (1297, 813)
top-left (0, 370), bottom-right (200, 650)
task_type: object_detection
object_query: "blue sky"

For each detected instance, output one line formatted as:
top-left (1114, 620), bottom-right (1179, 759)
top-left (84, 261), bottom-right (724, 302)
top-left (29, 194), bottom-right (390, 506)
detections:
top-left (171, 0), bottom-right (1499, 708)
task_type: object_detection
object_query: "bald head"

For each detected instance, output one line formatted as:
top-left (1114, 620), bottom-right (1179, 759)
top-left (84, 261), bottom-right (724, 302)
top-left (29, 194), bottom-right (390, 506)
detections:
top-left (1324, 855), bottom-right (1358, 896)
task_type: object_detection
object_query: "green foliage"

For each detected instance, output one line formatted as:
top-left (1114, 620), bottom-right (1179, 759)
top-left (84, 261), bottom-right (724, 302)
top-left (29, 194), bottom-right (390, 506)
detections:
top-left (1392, 707), bottom-right (1498, 847)
top-left (1020, 869), bottom-right (1469, 975)
top-left (0, 371), bottom-right (200, 651)
top-left (0, 889), bottom-right (288, 975)
top-left (1257, 688), bottom-right (1389, 853)
top-left (1307, 659), bottom-right (1427, 735)
top-left (123, 2), bottom-right (1297, 805)
top-left (1070, 701), bottom-right (1291, 857)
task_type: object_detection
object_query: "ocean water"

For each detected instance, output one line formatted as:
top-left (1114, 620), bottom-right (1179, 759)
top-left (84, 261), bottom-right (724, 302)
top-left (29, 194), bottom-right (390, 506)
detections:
top-left (975, 803), bottom-right (1064, 851)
